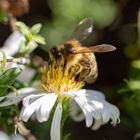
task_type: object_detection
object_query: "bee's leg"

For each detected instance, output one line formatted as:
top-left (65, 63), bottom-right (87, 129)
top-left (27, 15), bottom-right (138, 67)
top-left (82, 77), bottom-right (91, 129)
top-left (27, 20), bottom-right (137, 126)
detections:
top-left (67, 64), bottom-right (81, 80)
top-left (77, 66), bottom-right (91, 82)
top-left (84, 61), bottom-right (98, 84)
top-left (77, 59), bottom-right (91, 82)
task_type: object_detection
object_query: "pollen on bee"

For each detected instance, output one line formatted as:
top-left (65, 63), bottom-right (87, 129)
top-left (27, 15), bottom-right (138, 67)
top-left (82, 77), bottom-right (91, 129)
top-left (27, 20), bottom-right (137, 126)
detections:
top-left (39, 65), bottom-right (84, 94)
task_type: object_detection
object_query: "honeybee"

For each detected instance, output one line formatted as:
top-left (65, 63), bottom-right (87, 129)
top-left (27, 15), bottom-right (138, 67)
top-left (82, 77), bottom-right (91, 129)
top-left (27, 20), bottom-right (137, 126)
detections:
top-left (49, 18), bottom-right (116, 84)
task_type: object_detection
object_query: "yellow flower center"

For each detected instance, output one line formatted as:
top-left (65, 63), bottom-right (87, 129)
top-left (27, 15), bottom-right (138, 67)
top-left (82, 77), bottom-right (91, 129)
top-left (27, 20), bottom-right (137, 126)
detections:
top-left (39, 65), bottom-right (84, 94)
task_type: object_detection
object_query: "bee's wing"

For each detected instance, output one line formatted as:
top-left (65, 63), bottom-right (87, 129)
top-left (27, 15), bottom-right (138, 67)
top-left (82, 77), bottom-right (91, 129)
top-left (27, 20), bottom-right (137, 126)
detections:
top-left (72, 18), bottom-right (93, 42)
top-left (72, 44), bottom-right (116, 54)
top-left (89, 44), bottom-right (116, 53)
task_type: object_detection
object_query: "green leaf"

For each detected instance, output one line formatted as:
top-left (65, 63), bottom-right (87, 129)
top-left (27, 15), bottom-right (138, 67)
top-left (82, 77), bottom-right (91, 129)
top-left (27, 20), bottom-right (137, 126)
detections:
top-left (16, 21), bottom-right (30, 35)
top-left (31, 23), bottom-right (42, 34)
top-left (25, 41), bottom-right (37, 54)
top-left (18, 40), bottom-right (26, 54)
top-left (132, 60), bottom-right (140, 70)
top-left (32, 35), bottom-right (46, 45)
top-left (0, 85), bottom-right (18, 95)
top-left (127, 80), bottom-right (140, 90)
top-left (0, 67), bottom-right (22, 96)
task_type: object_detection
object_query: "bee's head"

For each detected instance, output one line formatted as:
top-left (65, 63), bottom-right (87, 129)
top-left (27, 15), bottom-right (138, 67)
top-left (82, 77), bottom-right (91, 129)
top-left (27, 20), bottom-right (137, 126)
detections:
top-left (49, 41), bottom-right (78, 67)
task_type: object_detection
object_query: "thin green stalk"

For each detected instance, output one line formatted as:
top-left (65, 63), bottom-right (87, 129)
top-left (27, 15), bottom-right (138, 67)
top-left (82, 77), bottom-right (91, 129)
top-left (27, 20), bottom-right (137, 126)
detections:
top-left (61, 97), bottom-right (70, 140)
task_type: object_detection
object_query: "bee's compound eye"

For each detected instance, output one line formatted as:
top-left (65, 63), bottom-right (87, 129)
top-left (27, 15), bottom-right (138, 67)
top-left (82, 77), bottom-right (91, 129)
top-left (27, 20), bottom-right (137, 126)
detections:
top-left (55, 52), bottom-right (62, 60)
top-left (50, 47), bottom-right (62, 60)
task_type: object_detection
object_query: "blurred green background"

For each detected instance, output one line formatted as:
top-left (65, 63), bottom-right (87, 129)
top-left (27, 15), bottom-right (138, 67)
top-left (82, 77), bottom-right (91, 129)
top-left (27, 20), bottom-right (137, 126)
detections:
top-left (0, 0), bottom-right (140, 140)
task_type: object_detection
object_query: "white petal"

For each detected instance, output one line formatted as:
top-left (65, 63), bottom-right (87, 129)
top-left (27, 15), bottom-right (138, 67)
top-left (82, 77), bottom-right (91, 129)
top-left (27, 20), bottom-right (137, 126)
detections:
top-left (69, 100), bottom-right (85, 122)
top-left (74, 96), bottom-right (93, 127)
top-left (86, 90), bottom-right (120, 128)
top-left (91, 119), bottom-right (104, 130)
top-left (86, 89), bottom-right (105, 100)
top-left (67, 89), bottom-right (120, 130)
top-left (36, 93), bottom-right (58, 122)
top-left (105, 102), bottom-right (120, 126)
top-left (17, 66), bottom-right (35, 83)
top-left (5, 62), bottom-right (19, 70)
top-left (19, 95), bottom-right (46, 122)
top-left (17, 88), bottom-right (40, 96)
top-left (22, 94), bottom-right (44, 107)
top-left (2, 31), bottom-right (25, 56)
top-left (10, 134), bottom-right (25, 140)
top-left (0, 88), bottom-right (38, 107)
top-left (51, 103), bottom-right (62, 140)
top-left (101, 108), bottom-right (110, 123)
top-left (65, 90), bottom-right (94, 127)
top-left (0, 131), bottom-right (10, 140)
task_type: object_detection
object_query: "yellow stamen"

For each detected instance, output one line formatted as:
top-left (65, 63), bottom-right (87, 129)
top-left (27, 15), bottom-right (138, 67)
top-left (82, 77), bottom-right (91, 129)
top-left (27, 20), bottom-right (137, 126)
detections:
top-left (39, 65), bottom-right (84, 94)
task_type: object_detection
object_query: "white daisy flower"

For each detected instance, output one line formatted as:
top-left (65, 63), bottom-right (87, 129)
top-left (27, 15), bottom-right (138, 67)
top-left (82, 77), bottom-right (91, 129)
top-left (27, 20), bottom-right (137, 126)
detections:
top-left (0, 66), bottom-right (120, 140)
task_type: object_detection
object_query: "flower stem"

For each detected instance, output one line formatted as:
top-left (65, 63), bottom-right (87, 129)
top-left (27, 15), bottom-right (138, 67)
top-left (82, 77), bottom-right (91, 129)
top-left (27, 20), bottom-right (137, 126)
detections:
top-left (61, 98), bottom-right (70, 140)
